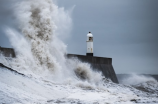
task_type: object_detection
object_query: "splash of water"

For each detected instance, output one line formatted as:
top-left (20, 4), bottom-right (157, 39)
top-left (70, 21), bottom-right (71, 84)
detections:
top-left (119, 74), bottom-right (157, 85)
top-left (3, 0), bottom-right (103, 85)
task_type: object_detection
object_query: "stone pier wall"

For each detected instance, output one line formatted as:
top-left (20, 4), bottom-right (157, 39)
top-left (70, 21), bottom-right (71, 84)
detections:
top-left (0, 47), bottom-right (118, 83)
top-left (0, 46), bottom-right (16, 58)
top-left (67, 54), bottom-right (118, 83)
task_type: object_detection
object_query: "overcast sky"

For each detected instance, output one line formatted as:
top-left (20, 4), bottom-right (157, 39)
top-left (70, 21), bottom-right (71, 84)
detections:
top-left (0, 0), bottom-right (158, 74)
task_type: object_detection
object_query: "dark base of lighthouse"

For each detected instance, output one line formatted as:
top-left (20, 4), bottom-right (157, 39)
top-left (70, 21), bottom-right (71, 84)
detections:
top-left (86, 53), bottom-right (93, 56)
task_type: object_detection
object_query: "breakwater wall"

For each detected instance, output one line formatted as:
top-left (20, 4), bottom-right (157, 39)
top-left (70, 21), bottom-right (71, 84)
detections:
top-left (0, 47), bottom-right (118, 83)
top-left (0, 46), bottom-right (16, 57)
top-left (67, 54), bottom-right (118, 83)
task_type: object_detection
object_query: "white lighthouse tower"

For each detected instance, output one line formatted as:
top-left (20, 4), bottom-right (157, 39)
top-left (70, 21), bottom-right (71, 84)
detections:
top-left (86, 32), bottom-right (93, 56)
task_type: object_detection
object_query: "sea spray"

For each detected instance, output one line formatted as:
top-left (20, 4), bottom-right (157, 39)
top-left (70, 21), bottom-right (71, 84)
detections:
top-left (4, 0), bottom-right (104, 85)
top-left (119, 74), bottom-right (158, 93)
top-left (120, 74), bottom-right (157, 85)
top-left (16, 0), bottom-right (60, 73)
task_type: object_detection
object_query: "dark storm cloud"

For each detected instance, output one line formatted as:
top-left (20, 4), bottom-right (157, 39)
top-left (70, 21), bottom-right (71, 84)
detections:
top-left (0, 0), bottom-right (158, 74)
top-left (57, 0), bottom-right (158, 74)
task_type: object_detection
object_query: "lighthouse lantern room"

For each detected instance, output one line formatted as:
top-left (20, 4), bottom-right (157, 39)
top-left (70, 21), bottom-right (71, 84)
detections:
top-left (86, 32), bottom-right (93, 56)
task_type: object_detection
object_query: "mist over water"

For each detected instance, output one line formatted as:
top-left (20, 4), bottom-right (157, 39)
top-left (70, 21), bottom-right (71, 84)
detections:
top-left (119, 74), bottom-right (157, 85)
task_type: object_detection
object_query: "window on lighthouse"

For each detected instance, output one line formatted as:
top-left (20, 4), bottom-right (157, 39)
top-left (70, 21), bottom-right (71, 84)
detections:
top-left (89, 37), bottom-right (93, 41)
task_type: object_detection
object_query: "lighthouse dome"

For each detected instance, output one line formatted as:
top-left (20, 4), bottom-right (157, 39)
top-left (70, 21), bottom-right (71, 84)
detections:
top-left (87, 32), bottom-right (93, 37)
top-left (87, 32), bottom-right (93, 41)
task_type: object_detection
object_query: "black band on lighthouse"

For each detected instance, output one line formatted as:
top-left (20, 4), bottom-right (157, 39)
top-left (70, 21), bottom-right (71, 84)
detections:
top-left (86, 53), bottom-right (93, 56)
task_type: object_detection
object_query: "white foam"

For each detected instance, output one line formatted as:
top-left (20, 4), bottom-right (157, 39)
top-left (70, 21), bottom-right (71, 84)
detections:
top-left (3, 0), bottom-right (104, 85)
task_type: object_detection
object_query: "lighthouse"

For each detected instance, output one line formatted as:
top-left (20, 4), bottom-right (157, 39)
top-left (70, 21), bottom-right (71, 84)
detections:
top-left (86, 32), bottom-right (93, 56)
